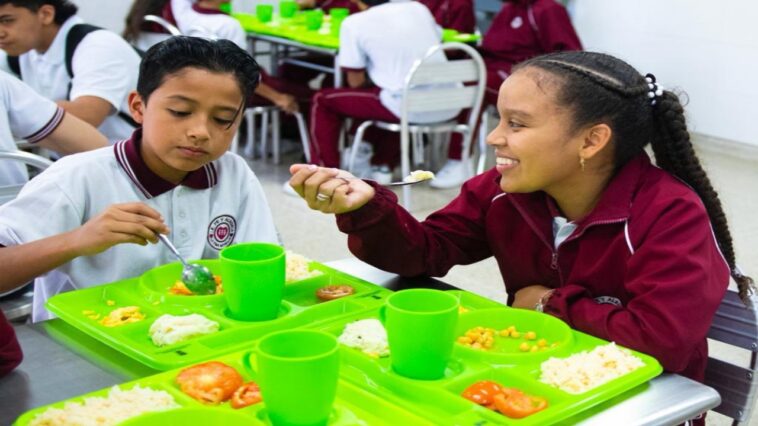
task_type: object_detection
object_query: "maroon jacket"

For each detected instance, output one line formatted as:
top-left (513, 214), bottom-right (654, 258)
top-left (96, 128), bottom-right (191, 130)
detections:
top-left (481, 0), bottom-right (582, 75)
top-left (336, 153), bottom-right (729, 382)
top-left (317, 0), bottom-right (362, 14)
top-left (416, 0), bottom-right (476, 33)
top-left (0, 310), bottom-right (22, 377)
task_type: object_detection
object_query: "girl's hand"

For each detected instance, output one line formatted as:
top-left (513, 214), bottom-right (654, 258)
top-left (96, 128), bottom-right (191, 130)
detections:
top-left (512, 285), bottom-right (553, 310)
top-left (70, 203), bottom-right (169, 256)
top-left (289, 164), bottom-right (375, 214)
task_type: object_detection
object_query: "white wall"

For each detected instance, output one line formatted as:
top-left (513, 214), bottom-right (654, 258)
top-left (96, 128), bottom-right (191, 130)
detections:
top-left (73, 0), bottom-right (132, 34)
top-left (570, 0), bottom-right (758, 146)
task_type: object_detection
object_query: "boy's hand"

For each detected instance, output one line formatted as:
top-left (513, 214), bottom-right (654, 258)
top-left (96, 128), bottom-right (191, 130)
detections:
top-left (289, 164), bottom-right (375, 214)
top-left (71, 203), bottom-right (169, 256)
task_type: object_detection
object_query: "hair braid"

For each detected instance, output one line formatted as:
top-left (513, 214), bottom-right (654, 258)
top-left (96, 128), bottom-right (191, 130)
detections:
top-left (651, 92), bottom-right (755, 302)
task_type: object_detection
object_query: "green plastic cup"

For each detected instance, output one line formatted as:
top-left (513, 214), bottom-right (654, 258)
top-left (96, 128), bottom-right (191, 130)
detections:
top-left (280, 0), bottom-right (297, 18)
top-left (220, 242), bottom-right (285, 321)
top-left (256, 4), bottom-right (274, 22)
top-left (441, 28), bottom-right (459, 42)
top-left (219, 2), bottom-right (232, 14)
top-left (380, 289), bottom-right (459, 380)
top-left (256, 330), bottom-right (340, 426)
top-left (304, 10), bottom-right (323, 30)
top-left (329, 7), bottom-right (349, 20)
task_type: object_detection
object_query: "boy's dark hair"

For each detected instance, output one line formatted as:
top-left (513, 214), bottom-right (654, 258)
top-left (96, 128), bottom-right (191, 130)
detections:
top-left (515, 51), bottom-right (755, 303)
top-left (122, 0), bottom-right (169, 42)
top-left (0, 0), bottom-right (78, 25)
top-left (137, 36), bottom-right (260, 107)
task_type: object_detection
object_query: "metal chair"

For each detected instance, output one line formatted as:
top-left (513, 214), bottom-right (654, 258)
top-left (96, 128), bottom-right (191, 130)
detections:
top-left (142, 15), bottom-right (182, 36)
top-left (0, 151), bottom-right (53, 206)
top-left (703, 289), bottom-right (758, 425)
top-left (239, 108), bottom-right (311, 164)
top-left (346, 42), bottom-right (486, 208)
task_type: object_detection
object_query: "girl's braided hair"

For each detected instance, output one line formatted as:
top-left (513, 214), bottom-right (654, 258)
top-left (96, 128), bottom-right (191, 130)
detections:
top-left (515, 51), bottom-right (755, 304)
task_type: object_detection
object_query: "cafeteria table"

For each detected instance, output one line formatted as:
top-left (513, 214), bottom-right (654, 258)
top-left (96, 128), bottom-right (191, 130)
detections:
top-left (1, 258), bottom-right (721, 425)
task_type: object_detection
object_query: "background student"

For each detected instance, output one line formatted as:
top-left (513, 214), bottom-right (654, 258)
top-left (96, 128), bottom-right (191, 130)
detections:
top-left (289, 52), bottom-right (754, 420)
top-left (307, 0), bottom-right (460, 181)
top-left (416, 0), bottom-right (475, 34)
top-left (0, 0), bottom-right (141, 142)
top-left (0, 37), bottom-right (278, 322)
top-left (0, 71), bottom-right (108, 186)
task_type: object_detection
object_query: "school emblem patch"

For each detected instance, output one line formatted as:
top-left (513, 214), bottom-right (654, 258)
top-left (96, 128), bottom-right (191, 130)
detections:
top-left (207, 215), bottom-right (237, 250)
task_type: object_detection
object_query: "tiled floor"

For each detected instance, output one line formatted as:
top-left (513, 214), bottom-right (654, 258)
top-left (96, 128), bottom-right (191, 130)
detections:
top-left (246, 131), bottom-right (757, 425)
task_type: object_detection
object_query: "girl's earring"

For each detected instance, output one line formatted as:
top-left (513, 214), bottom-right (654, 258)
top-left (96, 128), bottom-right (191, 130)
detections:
top-left (580, 157), bottom-right (586, 172)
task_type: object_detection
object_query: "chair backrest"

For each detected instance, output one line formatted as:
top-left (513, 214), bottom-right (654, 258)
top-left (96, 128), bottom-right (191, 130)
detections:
top-left (143, 14), bottom-right (182, 36)
top-left (704, 289), bottom-right (758, 425)
top-left (0, 151), bottom-right (53, 205)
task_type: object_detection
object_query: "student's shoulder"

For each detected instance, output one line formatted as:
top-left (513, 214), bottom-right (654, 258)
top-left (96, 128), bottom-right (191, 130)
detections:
top-left (76, 24), bottom-right (142, 58)
top-left (44, 146), bottom-right (118, 179)
top-left (631, 162), bottom-right (710, 226)
top-left (213, 151), bottom-right (259, 182)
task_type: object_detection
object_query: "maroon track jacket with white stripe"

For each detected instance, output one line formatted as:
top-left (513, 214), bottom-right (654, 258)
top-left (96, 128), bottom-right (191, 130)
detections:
top-left (336, 153), bottom-right (729, 382)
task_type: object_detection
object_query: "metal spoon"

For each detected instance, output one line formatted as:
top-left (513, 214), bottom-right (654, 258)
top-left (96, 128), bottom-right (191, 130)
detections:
top-left (157, 234), bottom-right (216, 295)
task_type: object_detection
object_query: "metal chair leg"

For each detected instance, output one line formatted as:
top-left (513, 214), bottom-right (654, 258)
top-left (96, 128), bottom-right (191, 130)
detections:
top-left (477, 107), bottom-right (491, 174)
top-left (272, 109), bottom-right (281, 164)
top-left (244, 109), bottom-right (256, 158)
top-left (293, 112), bottom-right (311, 163)
top-left (261, 110), bottom-right (270, 160)
top-left (348, 121), bottom-right (374, 173)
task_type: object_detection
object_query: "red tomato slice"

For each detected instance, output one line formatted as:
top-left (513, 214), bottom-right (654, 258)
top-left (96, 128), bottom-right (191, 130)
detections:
top-left (493, 391), bottom-right (548, 419)
top-left (461, 380), bottom-right (504, 406)
top-left (231, 382), bottom-right (263, 409)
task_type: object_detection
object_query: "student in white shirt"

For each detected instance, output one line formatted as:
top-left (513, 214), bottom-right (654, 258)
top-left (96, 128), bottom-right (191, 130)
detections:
top-left (308, 0), bottom-right (459, 176)
top-left (122, 0), bottom-right (311, 114)
top-left (0, 0), bottom-right (141, 142)
top-left (0, 37), bottom-right (279, 322)
top-left (0, 71), bottom-right (108, 185)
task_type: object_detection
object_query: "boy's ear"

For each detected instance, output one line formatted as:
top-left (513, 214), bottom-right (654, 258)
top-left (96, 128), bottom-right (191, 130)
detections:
top-left (127, 91), bottom-right (145, 125)
top-left (579, 123), bottom-right (612, 160)
top-left (37, 5), bottom-right (56, 26)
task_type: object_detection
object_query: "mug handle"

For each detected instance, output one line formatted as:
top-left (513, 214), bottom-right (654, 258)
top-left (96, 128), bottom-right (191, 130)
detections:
top-left (378, 305), bottom-right (386, 324)
top-left (242, 343), bottom-right (259, 375)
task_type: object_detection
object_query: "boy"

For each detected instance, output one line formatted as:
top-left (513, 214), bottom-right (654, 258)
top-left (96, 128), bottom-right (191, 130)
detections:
top-left (308, 0), bottom-right (459, 178)
top-left (0, 71), bottom-right (108, 186)
top-left (0, 37), bottom-right (278, 322)
top-left (0, 0), bottom-right (141, 141)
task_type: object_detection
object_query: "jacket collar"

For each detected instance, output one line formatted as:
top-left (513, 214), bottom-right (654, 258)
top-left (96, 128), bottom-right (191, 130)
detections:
top-left (191, 4), bottom-right (228, 15)
top-left (114, 128), bottom-right (218, 199)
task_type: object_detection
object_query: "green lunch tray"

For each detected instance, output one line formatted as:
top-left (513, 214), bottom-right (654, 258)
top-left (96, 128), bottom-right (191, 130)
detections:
top-left (45, 260), bottom-right (392, 370)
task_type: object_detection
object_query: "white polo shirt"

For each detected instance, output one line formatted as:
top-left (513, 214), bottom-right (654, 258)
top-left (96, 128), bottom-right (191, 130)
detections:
top-left (0, 71), bottom-right (64, 186)
top-left (0, 130), bottom-right (279, 322)
top-left (0, 16), bottom-right (140, 142)
top-left (176, 4), bottom-right (247, 49)
top-left (337, 1), bottom-right (460, 123)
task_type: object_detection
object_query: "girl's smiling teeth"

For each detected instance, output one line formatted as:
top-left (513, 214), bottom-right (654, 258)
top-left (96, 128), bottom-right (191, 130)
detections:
top-left (496, 157), bottom-right (520, 170)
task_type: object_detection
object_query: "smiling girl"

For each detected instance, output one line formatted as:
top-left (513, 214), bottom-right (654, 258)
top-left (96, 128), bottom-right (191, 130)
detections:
top-left (288, 51), bottom-right (755, 402)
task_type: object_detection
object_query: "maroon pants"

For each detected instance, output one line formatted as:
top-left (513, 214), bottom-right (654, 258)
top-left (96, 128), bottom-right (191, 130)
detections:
top-left (247, 70), bottom-right (314, 109)
top-left (309, 86), bottom-right (400, 168)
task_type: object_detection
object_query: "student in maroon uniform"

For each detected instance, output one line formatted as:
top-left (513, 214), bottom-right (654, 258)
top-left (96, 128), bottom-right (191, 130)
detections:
top-left (0, 310), bottom-right (22, 377)
top-left (433, 0), bottom-right (582, 189)
top-left (289, 52), bottom-right (754, 426)
top-left (416, 0), bottom-right (475, 33)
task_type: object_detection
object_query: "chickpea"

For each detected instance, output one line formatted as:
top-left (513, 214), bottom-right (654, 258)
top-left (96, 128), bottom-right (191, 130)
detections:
top-left (519, 342), bottom-right (531, 352)
top-left (525, 331), bottom-right (537, 340)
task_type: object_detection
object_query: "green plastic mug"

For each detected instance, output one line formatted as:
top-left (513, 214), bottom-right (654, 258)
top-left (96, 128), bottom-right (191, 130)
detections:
top-left (280, 0), bottom-right (297, 18)
top-left (220, 242), bottom-right (285, 321)
top-left (256, 330), bottom-right (340, 426)
top-left (304, 10), bottom-right (323, 30)
top-left (329, 7), bottom-right (349, 20)
top-left (441, 28), bottom-right (459, 42)
top-left (256, 4), bottom-right (274, 22)
top-left (380, 289), bottom-right (459, 380)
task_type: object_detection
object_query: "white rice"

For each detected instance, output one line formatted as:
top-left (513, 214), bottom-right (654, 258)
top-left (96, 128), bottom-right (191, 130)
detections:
top-left (149, 313), bottom-right (219, 347)
top-left (28, 385), bottom-right (179, 426)
top-left (539, 342), bottom-right (645, 394)
top-left (338, 319), bottom-right (390, 358)
top-left (286, 251), bottom-right (323, 283)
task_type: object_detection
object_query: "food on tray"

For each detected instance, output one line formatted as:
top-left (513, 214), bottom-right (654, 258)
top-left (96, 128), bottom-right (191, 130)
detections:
top-left (540, 342), bottom-right (645, 394)
top-left (176, 361), bottom-right (244, 404)
top-left (403, 170), bottom-right (435, 183)
top-left (286, 251), bottom-right (323, 282)
top-left (462, 381), bottom-right (548, 419)
top-left (230, 382), bottom-right (263, 409)
top-left (458, 326), bottom-right (496, 350)
top-left (106, 300), bottom-right (116, 306)
top-left (28, 385), bottom-right (179, 426)
top-left (149, 314), bottom-right (220, 347)
top-left (169, 275), bottom-right (223, 296)
top-left (315, 284), bottom-right (355, 301)
top-left (81, 309), bottom-right (100, 320)
top-left (100, 306), bottom-right (145, 327)
top-left (337, 318), bottom-right (390, 358)
top-left (458, 305), bottom-right (469, 314)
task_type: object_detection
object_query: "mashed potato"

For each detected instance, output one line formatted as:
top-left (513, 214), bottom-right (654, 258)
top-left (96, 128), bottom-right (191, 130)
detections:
top-left (539, 342), bottom-right (645, 394)
top-left (286, 251), bottom-right (323, 283)
top-left (403, 170), bottom-right (435, 183)
top-left (29, 385), bottom-right (179, 426)
top-left (337, 319), bottom-right (390, 358)
top-left (149, 314), bottom-right (219, 347)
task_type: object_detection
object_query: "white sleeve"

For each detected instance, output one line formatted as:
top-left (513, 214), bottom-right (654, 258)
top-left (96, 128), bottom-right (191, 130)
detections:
top-left (215, 19), bottom-right (247, 50)
top-left (0, 72), bottom-right (62, 142)
top-left (0, 51), bottom-right (10, 74)
top-left (68, 31), bottom-right (140, 112)
top-left (337, 19), bottom-right (367, 70)
top-left (0, 164), bottom-right (84, 247)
